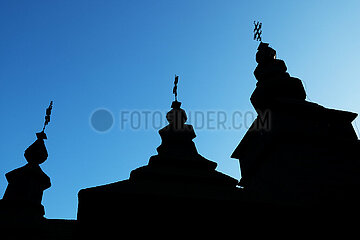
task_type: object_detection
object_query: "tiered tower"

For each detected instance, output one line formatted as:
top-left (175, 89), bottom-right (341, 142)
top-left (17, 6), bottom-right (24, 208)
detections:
top-left (0, 102), bottom-right (53, 222)
top-left (77, 78), bottom-right (241, 236)
top-left (232, 42), bottom-right (360, 209)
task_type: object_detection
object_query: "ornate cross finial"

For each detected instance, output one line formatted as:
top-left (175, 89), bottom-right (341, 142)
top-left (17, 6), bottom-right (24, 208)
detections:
top-left (253, 21), bottom-right (262, 42)
top-left (42, 101), bottom-right (53, 132)
top-left (173, 75), bottom-right (179, 101)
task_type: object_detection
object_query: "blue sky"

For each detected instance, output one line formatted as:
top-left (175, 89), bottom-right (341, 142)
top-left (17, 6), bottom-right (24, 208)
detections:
top-left (1, 0), bottom-right (360, 219)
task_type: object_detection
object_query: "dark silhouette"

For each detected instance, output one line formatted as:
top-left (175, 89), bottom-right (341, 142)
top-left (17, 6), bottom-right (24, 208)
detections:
top-left (3, 42), bottom-right (360, 238)
top-left (42, 101), bottom-right (53, 132)
top-left (253, 21), bottom-right (262, 41)
top-left (173, 74), bottom-right (179, 101)
top-left (0, 132), bottom-right (51, 220)
top-left (232, 42), bottom-right (360, 213)
top-left (77, 96), bottom-right (241, 236)
top-left (250, 42), bottom-right (306, 111)
top-left (0, 102), bottom-right (53, 223)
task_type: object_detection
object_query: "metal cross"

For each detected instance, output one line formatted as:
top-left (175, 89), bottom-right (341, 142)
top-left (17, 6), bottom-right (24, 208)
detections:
top-left (253, 21), bottom-right (262, 41)
top-left (173, 75), bottom-right (179, 101)
top-left (42, 101), bottom-right (53, 132)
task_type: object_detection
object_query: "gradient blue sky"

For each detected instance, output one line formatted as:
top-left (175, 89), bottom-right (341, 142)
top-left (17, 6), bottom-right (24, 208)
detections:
top-left (1, 0), bottom-right (360, 219)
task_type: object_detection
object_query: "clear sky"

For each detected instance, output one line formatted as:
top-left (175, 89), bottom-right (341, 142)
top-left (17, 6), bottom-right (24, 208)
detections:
top-left (1, 0), bottom-right (360, 219)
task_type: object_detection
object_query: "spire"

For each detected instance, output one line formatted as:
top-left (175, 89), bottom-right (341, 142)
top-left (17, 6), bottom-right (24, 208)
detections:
top-left (153, 75), bottom-right (216, 169)
top-left (0, 101), bottom-right (54, 220)
top-left (25, 101), bottom-right (54, 164)
top-left (168, 75), bottom-right (187, 130)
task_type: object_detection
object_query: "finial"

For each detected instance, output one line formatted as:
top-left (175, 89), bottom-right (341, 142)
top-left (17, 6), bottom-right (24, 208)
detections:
top-left (173, 75), bottom-right (179, 101)
top-left (42, 101), bottom-right (53, 133)
top-left (253, 21), bottom-right (262, 42)
top-left (171, 75), bottom-right (182, 109)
